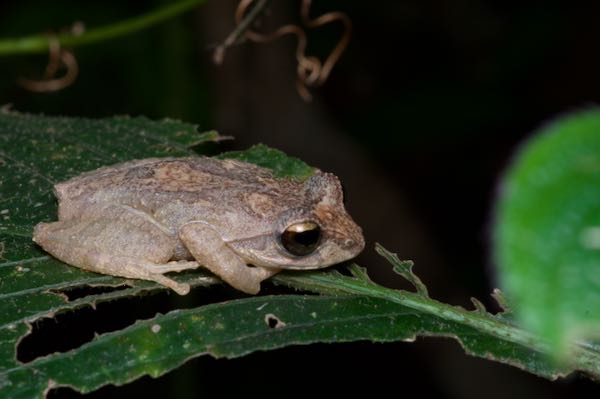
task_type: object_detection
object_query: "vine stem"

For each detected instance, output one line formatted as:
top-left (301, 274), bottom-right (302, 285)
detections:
top-left (0, 0), bottom-right (207, 56)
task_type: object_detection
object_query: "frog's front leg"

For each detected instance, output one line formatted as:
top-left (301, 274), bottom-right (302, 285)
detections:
top-left (179, 222), bottom-right (279, 294)
top-left (33, 204), bottom-right (200, 295)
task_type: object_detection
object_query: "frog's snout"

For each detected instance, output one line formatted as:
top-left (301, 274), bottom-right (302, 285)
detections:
top-left (342, 236), bottom-right (365, 254)
top-left (344, 218), bottom-right (365, 254)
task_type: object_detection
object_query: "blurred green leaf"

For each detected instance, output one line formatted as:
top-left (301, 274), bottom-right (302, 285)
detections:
top-left (494, 109), bottom-right (600, 356)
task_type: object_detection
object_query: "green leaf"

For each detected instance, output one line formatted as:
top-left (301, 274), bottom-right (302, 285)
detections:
top-left (216, 143), bottom-right (315, 180)
top-left (1, 110), bottom-right (599, 398)
top-left (494, 109), bottom-right (600, 356)
top-left (0, 292), bottom-right (586, 398)
top-left (274, 263), bottom-right (600, 381)
top-left (0, 111), bottom-right (315, 397)
top-left (0, 110), bottom-right (225, 397)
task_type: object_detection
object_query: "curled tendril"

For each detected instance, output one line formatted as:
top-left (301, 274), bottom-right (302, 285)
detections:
top-left (218, 0), bottom-right (351, 101)
top-left (18, 26), bottom-right (82, 93)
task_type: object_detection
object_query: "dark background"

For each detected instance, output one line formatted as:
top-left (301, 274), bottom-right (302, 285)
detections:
top-left (1, 1), bottom-right (600, 397)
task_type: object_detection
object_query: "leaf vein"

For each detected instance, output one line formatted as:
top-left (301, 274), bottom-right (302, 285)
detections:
top-left (0, 149), bottom-right (56, 185)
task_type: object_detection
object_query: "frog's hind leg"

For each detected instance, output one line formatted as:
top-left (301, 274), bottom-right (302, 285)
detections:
top-left (33, 204), bottom-right (199, 295)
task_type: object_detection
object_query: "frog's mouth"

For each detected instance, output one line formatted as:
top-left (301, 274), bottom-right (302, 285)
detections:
top-left (228, 234), bottom-right (364, 270)
top-left (277, 240), bottom-right (364, 270)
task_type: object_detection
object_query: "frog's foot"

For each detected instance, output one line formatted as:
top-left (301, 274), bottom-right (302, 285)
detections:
top-left (144, 260), bottom-right (202, 294)
top-left (153, 260), bottom-right (201, 273)
top-left (147, 272), bottom-right (191, 295)
top-left (88, 255), bottom-right (193, 295)
top-left (71, 251), bottom-right (194, 295)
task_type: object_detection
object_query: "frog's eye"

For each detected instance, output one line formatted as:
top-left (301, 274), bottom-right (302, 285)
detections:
top-left (281, 221), bottom-right (321, 256)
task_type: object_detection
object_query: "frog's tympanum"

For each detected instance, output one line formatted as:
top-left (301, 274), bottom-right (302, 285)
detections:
top-left (33, 157), bottom-right (364, 295)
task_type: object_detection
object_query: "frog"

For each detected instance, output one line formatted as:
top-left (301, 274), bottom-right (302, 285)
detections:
top-left (32, 157), bottom-right (364, 295)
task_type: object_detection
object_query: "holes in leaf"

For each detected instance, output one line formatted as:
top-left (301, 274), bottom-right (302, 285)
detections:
top-left (264, 313), bottom-right (286, 329)
top-left (17, 284), bottom-right (243, 364)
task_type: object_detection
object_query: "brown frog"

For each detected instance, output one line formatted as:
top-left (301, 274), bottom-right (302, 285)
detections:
top-left (33, 157), bottom-right (364, 295)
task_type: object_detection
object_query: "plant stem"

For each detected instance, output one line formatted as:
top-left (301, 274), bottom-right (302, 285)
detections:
top-left (0, 0), bottom-right (207, 56)
top-left (275, 272), bottom-right (541, 348)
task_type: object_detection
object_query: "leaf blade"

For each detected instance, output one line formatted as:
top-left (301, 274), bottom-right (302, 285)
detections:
top-left (0, 294), bottom-right (579, 398)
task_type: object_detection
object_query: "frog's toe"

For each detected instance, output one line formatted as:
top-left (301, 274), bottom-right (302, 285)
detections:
top-left (151, 273), bottom-right (190, 295)
top-left (172, 282), bottom-right (190, 296)
top-left (232, 266), bottom-right (280, 295)
top-left (228, 277), bottom-right (262, 295)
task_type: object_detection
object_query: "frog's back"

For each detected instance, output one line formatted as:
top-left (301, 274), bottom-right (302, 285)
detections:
top-left (54, 157), bottom-right (302, 220)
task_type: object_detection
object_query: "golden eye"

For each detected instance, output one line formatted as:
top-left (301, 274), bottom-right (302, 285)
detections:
top-left (281, 221), bottom-right (321, 256)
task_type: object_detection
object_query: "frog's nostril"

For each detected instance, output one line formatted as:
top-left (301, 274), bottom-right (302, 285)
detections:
top-left (343, 238), bottom-right (355, 248)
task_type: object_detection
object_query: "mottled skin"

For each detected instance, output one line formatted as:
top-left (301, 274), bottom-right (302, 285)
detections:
top-left (33, 157), bottom-right (364, 295)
